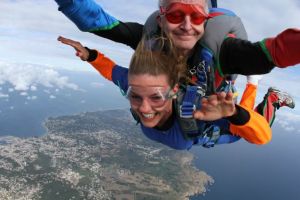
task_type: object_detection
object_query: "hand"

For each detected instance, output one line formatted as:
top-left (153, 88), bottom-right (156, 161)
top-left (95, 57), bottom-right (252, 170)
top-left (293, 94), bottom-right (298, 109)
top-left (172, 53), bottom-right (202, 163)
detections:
top-left (193, 92), bottom-right (236, 121)
top-left (57, 36), bottom-right (89, 61)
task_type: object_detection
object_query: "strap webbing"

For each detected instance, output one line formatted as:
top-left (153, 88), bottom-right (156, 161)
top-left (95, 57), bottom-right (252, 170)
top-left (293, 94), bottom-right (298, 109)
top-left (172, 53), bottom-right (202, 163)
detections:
top-left (180, 86), bottom-right (199, 118)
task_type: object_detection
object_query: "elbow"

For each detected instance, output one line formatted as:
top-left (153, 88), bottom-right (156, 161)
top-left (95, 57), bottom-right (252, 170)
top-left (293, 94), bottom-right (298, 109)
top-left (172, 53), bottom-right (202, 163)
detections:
top-left (230, 122), bottom-right (272, 145)
top-left (245, 126), bottom-right (272, 145)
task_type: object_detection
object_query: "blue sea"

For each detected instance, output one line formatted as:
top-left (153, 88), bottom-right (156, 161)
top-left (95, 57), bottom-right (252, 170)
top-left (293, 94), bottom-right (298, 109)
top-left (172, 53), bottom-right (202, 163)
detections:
top-left (0, 70), bottom-right (127, 137)
top-left (191, 124), bottom-right (300, 200)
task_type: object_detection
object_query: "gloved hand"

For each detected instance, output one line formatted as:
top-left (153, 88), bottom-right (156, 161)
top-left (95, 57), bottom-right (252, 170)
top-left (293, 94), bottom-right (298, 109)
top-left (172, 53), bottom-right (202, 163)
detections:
top-left (246, 75), bottom-right (263, 86)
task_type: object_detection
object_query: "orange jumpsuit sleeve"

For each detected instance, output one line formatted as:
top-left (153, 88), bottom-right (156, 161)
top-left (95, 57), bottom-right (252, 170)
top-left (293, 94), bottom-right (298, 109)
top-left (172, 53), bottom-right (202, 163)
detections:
top-left (88, 51), bottom-right (116, 81)
top-left (239, 83), bottom-right (257, 109)
top-left (230, 105), bottom-right (272, 145)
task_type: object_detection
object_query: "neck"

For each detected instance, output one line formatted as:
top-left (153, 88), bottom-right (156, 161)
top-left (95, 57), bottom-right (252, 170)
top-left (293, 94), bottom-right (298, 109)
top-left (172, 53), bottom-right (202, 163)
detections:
top-left (178, 48), bottom-right (192, 57)
top-left (155, 111), bottom-right (174, 131)
top-left (157, 111), bottom-right (173, 128)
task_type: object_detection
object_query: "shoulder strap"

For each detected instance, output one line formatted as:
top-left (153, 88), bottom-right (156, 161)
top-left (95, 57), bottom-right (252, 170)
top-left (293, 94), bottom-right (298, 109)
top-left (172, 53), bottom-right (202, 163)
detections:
top-left (210, 0), bottom-right (218, 8)
top-left (175, 86), bottom-right (204, 140)
top-left (200, 8), bottom-right (248, 62)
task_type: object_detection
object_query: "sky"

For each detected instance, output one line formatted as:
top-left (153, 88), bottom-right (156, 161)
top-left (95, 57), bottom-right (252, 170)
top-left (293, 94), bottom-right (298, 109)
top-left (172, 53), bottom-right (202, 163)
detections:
top-left (0, 0), bottom-right (300, 133)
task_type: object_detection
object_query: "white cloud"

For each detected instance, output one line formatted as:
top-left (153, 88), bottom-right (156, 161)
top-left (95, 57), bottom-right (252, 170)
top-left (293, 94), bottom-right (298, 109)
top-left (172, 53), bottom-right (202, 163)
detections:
top-left (0, 61), bottom-right (80, 92)
top-left (219, 0), bottom-right (300, 40)
top-left (49, 95), bottom-right (56, 99)
top-left (20, 92), bottom-right (28, 96)
top-left (274, 111), bottom-right (300, 132)
top-left (277, 111), bottom-right (300, 123)
top-left (0, 93), bottom-right (9, 99)
top-left (30, 85), bottom-right (37, 91)
top-left (27, 96), bottom-right (37, 101)
top-left (90, 82), bottom-right (105, 88)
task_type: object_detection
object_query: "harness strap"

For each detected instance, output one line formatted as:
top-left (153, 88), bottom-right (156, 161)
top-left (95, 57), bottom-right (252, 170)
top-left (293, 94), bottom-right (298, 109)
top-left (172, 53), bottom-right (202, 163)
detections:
top-left (211, 0), bottom-right (218, 8)
top-left (196, 47), bottom-right (214, 95)
top-left (201, 125), bottom-right (221, 148)
top-left (180, 86), bottom-right (200, 118)
top-left (195, 125), bottom-right (241, 148)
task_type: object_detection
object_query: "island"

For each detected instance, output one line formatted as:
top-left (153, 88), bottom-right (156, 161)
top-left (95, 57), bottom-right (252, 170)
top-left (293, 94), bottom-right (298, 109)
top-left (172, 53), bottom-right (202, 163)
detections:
top-left (0, 109), bottom-right (213, 200)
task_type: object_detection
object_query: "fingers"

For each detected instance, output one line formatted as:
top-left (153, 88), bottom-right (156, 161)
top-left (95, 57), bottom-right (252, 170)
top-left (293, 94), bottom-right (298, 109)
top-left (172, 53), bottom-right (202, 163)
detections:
top-left (58, 35), bottom-right (89, 61)
top-left (225, 91), bottom-right (233, 101)
top-left (57, 36), bottom-right (83, 51)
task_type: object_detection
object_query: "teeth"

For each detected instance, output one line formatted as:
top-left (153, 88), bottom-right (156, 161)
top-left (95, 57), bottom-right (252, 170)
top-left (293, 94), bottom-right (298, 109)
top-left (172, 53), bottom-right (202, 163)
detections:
top-left (142, 113), bottom-right (155, 119)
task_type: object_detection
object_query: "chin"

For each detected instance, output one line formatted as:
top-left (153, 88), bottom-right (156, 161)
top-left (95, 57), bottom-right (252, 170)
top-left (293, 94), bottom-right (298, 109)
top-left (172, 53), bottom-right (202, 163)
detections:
top-left (140, 116), bottom-right (161, 128)
top-left (175, 41), bottom-right (196, 52)
top-left (141, 121), bottom-right (158, 128)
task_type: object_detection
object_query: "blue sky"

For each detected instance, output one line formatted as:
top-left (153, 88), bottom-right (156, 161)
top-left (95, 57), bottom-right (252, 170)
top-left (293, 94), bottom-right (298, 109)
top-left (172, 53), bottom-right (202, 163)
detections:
top-left (0, 0), bottom-right (300, 132)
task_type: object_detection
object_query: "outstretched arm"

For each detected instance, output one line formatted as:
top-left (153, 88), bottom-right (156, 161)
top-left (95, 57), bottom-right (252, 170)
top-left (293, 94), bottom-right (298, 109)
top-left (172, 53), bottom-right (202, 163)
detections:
top-left (55, 0), bottom-right (143, 49)
top-left (219, 29), bottom-right (300, 76)
top-left (57, 36), bottom-right (128, 87)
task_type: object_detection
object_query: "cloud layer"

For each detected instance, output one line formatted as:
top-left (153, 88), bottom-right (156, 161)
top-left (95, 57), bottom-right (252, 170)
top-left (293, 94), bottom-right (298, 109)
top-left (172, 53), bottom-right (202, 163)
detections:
top-left (0, 61), bottom-right (79, 92)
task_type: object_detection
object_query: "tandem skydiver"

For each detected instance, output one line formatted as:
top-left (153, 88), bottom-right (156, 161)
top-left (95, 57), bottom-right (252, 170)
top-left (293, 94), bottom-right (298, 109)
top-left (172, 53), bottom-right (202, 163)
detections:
top-left (58, 35), bottom-right (276, 149)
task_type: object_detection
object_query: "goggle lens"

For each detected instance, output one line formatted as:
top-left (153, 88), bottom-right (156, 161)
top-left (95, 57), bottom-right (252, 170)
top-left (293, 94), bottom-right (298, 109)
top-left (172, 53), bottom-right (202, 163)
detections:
top-left (161, 3), bottom-right (208, 25)
top-left (126, 86), bottom-right (173, 108)
top-left (165, 11), bottom-right (207, 25)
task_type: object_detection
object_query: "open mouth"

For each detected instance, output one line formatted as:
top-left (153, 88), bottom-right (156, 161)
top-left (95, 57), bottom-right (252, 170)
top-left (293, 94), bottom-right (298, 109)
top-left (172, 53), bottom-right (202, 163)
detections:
top-left (142, 113), bottom-right (156, 119)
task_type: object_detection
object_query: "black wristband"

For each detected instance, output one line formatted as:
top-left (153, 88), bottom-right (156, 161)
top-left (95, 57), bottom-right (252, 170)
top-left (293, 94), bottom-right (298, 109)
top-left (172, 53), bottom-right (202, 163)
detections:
top-left (85, 47), bottom-right (98, 62)
top-left (226, 104), bottom-right (250, 125)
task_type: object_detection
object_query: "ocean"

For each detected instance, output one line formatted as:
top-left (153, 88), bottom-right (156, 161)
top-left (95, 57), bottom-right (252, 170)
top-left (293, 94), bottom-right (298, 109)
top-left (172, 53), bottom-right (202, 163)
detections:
top-left (191, 124), bottom-right (300, 200)
top-left (0, 71), bottom-right (128, 137)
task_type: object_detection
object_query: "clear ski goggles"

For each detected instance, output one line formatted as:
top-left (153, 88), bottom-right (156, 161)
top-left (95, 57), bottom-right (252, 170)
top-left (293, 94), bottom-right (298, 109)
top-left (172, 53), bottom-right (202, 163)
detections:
top-left (160, 2), bottom-right (209, 25)
top-left (122, 86), bottom-right (176, 108)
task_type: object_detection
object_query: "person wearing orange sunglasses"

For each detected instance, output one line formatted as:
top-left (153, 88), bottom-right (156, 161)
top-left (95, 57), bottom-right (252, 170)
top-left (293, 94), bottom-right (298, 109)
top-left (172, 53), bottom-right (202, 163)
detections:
top-left (55, 0), bottom-right (300, 77)
top-left (58, 35), bottom-right (276, 149)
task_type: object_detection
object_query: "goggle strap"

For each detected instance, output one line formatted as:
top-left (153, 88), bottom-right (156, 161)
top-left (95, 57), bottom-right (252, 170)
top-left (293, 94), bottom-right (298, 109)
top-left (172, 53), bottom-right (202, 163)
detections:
top-left (117, 80), bottom-right (126, 97)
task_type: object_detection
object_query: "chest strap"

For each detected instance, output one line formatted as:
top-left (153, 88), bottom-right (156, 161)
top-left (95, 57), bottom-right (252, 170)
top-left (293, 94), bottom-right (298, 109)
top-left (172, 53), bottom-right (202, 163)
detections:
top-left (180, 86), bottom-right (200, 118)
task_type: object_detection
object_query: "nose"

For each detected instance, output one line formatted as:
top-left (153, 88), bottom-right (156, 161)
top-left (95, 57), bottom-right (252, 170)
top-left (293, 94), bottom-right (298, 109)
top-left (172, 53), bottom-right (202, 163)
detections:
top-left (138, 99), bottom-right (152, 112)
top-left (180, 16), bottom-right (193, 30)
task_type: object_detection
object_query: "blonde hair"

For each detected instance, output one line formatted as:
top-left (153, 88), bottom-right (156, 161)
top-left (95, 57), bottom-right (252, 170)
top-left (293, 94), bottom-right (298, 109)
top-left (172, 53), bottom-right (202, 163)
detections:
top-left (129, 36), bottom-right (187, 87)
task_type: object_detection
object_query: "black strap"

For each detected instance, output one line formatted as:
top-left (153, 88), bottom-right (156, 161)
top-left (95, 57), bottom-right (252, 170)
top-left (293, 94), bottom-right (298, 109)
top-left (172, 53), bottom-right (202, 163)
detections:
top-left (211, 0), bottom-right (218, 8)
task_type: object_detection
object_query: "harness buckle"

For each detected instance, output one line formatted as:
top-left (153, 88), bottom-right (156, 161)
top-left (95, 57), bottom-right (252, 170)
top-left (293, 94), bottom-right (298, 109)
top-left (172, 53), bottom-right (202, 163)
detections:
top-left (196, 86), bottom-right (206, 97)
top-left (179, 104), bottom-right (196, 118)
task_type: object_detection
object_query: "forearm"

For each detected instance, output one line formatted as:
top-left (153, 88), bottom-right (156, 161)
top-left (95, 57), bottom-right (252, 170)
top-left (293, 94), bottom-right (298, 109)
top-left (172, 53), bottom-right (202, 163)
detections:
top-left (87, 48), bottom-right (129, 89)
top-left (55, 0), bottom-right (119, 31)
top-left (55, 0), bottom-right (144, 50)
top-left (261, 28), bottom-right (300, 67)
top-left (218, 38), bottom-right (275, 76)
top-left (92, 21), bottom-right (144, 50)
top-left (219, 28), bottom-right (300, 76)
top-left (229, 105), bottom-right (272, 145)
top-left (87, 49), bottom-right (116, 81)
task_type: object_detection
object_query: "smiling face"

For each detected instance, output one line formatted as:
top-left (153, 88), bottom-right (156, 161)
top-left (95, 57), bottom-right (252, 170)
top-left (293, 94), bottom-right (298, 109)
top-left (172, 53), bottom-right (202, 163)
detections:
top-left (128, 74), bottom-right (176, 128)
top-left (158, 0), bottom-right (208, 55)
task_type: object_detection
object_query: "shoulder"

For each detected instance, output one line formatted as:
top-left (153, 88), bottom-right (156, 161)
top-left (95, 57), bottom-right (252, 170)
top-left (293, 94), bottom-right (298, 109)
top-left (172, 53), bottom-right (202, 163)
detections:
top-left (200, 7), bottom-right (248, 61)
